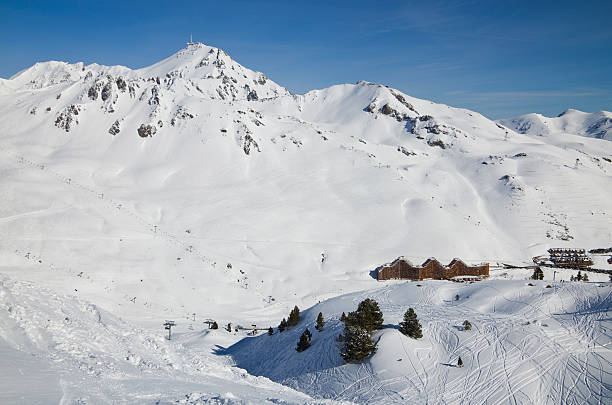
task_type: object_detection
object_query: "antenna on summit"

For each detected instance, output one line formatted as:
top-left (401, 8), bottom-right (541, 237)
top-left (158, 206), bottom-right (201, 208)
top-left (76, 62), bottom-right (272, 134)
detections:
top-left (187, 33), bottom-right (194, 47)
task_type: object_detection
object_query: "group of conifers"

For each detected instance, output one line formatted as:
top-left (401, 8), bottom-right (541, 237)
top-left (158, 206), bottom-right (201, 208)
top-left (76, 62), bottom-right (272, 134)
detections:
top-left (269, 299), bottom-right (471, 367)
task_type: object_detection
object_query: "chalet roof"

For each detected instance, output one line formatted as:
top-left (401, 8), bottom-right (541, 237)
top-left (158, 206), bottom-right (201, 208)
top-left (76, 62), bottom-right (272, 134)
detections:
top-left (447, 258), bottom-right (467, 267)
top-left (421, 257), bottom-right (442, 267)
top-left (390, 256), bottom-right (414, 267)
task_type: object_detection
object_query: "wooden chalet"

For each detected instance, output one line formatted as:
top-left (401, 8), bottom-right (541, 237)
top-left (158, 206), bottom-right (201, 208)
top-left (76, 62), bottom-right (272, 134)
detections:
top-left (377, 257), bottom-right (489, 281)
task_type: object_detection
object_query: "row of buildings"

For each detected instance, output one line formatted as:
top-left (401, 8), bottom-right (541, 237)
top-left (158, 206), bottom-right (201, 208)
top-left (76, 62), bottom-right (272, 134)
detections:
top-left (376, 257), bottom-right (489, 281)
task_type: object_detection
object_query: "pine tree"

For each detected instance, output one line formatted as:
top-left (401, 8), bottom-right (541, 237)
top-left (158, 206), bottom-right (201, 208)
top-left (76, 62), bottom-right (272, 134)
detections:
top-left (582, 273), bottom-right (589, 282)
top-left (531, 267), bottom-right (544, 280)
top-left (211, 321), bottom-right (219, 329)
top-left (316, 312), bottom-right (325, 331)
top-left (344, 299), bottom-right (384, 333)
top-left (287, 306), bottom-right (300, 327)
top-left (339, 325), bottom-right (376, 362)
top-left (296, 328), bottom-right (312, 352)
top-left (278, 318), bottom-right (287, 332)
top-left (340, 312), bottom-right (347, 322)
top-left (268, 327), bottom-right (274, 336)
top-left (226, 323), bottom-right (232, 332)
top-left (455, 294), bottom-right (460, 301)
top-left (399, 308), bottom-right (423, 339)
top-left (463, 320), bottom-right (472, 331)
top-left (458, 356), bottom-right (463, 368)
top-left (576, 271), bottom-right (582, 281)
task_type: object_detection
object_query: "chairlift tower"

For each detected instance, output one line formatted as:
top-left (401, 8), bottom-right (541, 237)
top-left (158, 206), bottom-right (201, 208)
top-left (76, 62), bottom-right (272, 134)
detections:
top-left (164, 320), bottom-right (176, 340)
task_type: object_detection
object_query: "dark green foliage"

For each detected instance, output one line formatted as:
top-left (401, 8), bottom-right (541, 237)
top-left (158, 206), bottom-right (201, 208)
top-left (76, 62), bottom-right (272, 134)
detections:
top-left (344, 299), bottom-right (384, 333)
top-left (268, 327), bottom-right (274, 336)
top-left (278, 318), bottom-right (287, 332)
top-left (339, 325), bottom-right (376, 362)
top-left (399, 308), bottom-right (423, 339)
top-left (226, 323), bottom-right (232, 332)
top-left (463, 320), bottom-right (472, 331)
top-left (577, 271), bottom-right (582, 281)
top-left (531, 267), bottom-right (544, 280)
top-left (316, 312), bottom-right (325, 331)
top-left (458, 356), bottom-right (463, 367)
top-left (455, 294), bottom-right (460, 301)
top-left (340, 312), bottom-right (346, 322)
top-left (582, 273), bottom-right (589, 282)
top-left (211, 321), bottom-right (218, 329)
top-left (296, 328), bottom-right (312, 352)
top-left (287, 306), bottom-right (300, 327)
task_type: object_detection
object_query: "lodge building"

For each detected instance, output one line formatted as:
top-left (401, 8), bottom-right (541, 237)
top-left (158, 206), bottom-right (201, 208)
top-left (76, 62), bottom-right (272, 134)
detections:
top-left (377, 257), bottom-right (489, 281)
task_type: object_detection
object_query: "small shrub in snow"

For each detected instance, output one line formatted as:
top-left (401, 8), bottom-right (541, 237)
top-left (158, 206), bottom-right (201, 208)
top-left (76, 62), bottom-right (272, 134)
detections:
top-left (458, 356), bottom-right (463, 368)
top-left (226, 323), bottom-right (232, 332)
top-left (455, 294), bottom-right (460, 301)
top-left (399, 308), bottom-right (423, 339)
top-left (268, 327), bottom-right (273, 336)
top-left (211, 321), bottom-right (218, 329)
top-left (296, 328), bottom-right (312, 352)
top-left (316, 312), bottom-right (325, 331)
top-left (463, 320), bottom-right (472, 331)
top-left (582, 273), bottom-right (589, 282)
top-left (287, 306), bottom-right (300, 327)
top-left (339, 325), bottom-right (376, 362)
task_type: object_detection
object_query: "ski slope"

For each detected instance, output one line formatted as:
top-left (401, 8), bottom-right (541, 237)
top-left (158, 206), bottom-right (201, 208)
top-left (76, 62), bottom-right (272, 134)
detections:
top-left (227, 279), bottom-right (612, 404)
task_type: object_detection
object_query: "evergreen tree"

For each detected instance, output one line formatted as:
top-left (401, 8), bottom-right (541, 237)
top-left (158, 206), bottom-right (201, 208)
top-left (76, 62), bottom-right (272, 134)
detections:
top-left (211, 321), bottom-right (219, 329)
top-left (399, 308), bottom-right (423, 339)
top-left (463, 320), bottom-right (472, 331)
top-left (582, 273), bottom-right (589, 282)
top-left (268, 327), bottom-right (274, 336)
top-left (340, 312), bottom-right (347, 322)
top-left (316, 312), bottom-right (325, 331)
top-left (287, 306), bottom-right (300, 327)
top-left (296, 328), bottom-right (312, 352)
top-left (531, 267), bottom-right (544, 280)
top-left (455, 294), bottom-right (460, 301)
top-left (576, 271), bottom-right (582, 281)
top-left (458, 356), bottom-right (463, 368)
top-left (344, 299), bottom-right (384, 332)
top-left (339, 325), bottom-right (376, 363)
top-left (278, 318), bottom-right (287, 332)
top-left (226, 323), bottom-right (231, 332)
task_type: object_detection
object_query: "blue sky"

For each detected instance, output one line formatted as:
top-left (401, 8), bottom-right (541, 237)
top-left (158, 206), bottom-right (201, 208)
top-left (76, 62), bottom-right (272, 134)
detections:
top-left (1, 0), bottom-right (610, 118)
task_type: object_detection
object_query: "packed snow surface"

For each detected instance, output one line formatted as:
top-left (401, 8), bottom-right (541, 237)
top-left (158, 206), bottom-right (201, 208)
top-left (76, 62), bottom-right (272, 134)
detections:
top-left (0, 42), bottom-right (611, 402)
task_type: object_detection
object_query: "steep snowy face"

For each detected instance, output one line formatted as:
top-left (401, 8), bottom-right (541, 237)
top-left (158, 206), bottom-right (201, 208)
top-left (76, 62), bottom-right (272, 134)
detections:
top-left (499, 109), bottom-right (612, 141)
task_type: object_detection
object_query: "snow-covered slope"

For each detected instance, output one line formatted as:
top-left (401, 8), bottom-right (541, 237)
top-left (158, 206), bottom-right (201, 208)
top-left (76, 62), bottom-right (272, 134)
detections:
top-left (228, 279), bottom-right (612, 404)
top-left (1, 42), bottom-right (611, 402)
top-left (499, 109), bottom-right (612, 141)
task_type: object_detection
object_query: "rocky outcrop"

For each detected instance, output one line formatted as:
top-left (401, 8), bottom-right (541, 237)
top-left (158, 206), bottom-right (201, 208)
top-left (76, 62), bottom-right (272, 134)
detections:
top-left (108, 120), bottom-right (120, 136)
top-left (137, 124), bottom-right (156, 138)
top-left (54, 104), bottom-right (81, 132)
top-left (243, 133), bottom-right (260, 155)
top-left (101, 82), bottom-right (112, 101)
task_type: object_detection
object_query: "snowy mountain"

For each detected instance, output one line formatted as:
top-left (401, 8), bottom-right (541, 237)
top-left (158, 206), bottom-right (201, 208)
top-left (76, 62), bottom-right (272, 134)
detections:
top-left (1, 43), bottom-right (611, 403)
top-left (499, 109), bottom-right (612, 141)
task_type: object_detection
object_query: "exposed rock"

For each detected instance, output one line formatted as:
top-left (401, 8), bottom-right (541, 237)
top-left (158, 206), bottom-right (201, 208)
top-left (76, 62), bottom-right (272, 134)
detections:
top-left (148, 86), bottom-right (160, 105)
top-left (30, 107), bottom-right (37, 115)
top-left (137, 124), bottom-right (156, 138)
top-left (55, 105), bottom-right (81, 132)
top-left (391, 92), bottom-right (419, 114)
top-left (247, 89), bottom-right (259, 101)
top-left (243, 133), bottom-right (260, 155)
top-left (427, 138), bottom-right (447, 149)
top-left (88, 82), bottom-right (101, 100)
top-left (101, 82), bottom-right (112, 101)
top-left (398, 146), bottom-right (416, 156)
top-left (108, 120), bottom-right (120, 136)
top-left (116, 77), bottom-right (127, 92)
